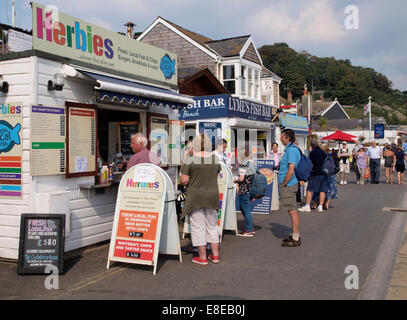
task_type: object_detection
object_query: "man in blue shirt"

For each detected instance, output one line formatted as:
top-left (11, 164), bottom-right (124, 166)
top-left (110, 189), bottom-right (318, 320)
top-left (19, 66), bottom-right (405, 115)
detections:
top-left (403, 139), bottom-right (407, 167)
top-left (279, 129), bottom-right (301, 247)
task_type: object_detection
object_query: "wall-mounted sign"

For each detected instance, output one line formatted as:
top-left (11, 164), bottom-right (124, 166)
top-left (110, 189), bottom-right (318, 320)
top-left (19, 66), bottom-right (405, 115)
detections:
top-left (179, 94), bottom-right (275, 123)
top-left (0, 102), bottom-right (23, 199)
top-left (31, 106), bottom-right (66, 176)
top-left (199, 122), bottom-right (222, 150)
top-left (32, 2), bottom-right (177, 86)
top-left (281, 113), bottom-right (308, 129)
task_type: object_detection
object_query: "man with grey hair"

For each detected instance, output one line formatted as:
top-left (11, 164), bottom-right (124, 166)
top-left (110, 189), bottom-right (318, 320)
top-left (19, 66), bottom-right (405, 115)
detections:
top-left (126, 133), bottom-right (160, 171)
top-left (299, 137), bottom-right (328, 213)
top-left (367, 140), bottom-right (382, 184)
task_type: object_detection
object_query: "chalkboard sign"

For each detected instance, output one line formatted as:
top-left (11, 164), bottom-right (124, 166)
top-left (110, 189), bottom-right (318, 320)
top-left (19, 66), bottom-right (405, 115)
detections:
top-left (18, 214), bottom-right (65, 275)
top-left (119, 122), bottom-right (140, 155)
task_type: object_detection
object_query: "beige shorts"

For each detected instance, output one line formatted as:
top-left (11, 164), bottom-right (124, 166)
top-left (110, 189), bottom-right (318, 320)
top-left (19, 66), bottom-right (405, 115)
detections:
top-left (279, 184), bottom-right (298, 212)
top-left (340, 162), bottom-right (350, 173)
top-left (189, 208), bottom-right (219, 247)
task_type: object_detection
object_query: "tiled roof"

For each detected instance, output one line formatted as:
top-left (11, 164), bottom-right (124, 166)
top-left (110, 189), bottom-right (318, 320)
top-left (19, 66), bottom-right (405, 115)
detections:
top-left (312, 101), bottom-right (334, 115)
top-left (205, 36), bottom-right (250, 57)
top-left (178, 66), bottom-right (207, 79)
top-left (261, 66), bottom-right (282, 80)
top-left (157, 16), bottom-right (213, 47)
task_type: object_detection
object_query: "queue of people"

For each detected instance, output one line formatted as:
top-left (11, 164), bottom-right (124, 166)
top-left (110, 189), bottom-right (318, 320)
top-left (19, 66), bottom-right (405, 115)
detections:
top-left (125, 130), bottom-right (407, 266)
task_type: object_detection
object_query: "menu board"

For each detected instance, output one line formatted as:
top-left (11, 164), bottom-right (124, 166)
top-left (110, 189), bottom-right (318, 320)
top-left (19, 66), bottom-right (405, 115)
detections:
top-left (119, 122), bottom-right (140, 155)
top-left (168, 120), bottom-right (185, 166)
top-left (31, 106), bottom-right (65, 176)
top-left (0, 102), bottom-right (23, 199)
top-left (108, 164), bottom-right (166, 266)
top-left (18, 214), bottom-right (65, 274)
top-left (66, 104), bottom-right (97, 178)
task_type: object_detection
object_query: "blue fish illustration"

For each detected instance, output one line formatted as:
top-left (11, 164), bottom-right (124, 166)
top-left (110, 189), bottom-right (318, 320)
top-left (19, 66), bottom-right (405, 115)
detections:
top-left (0, 120), bottom-right (21, 154)
top-left (160, 54), bottom-right (176, 80)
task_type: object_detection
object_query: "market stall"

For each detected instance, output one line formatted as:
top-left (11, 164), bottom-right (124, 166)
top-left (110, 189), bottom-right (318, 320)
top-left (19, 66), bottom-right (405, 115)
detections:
top-left (0, 3), bottom-right (193, 260)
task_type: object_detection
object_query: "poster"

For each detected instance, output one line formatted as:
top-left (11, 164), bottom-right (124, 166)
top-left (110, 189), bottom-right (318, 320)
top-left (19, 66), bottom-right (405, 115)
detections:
top-left (235, 159), bottom-right (275, 215)
top-left (31, 106), bottom-right (65, 176)
top-left (168, 120), bottom-right (184, 166)
top-left (199, 122), bottom-right (222, 151)
top-left (67, 107), bottom-right (96, 175)
top-left (0, 102), bottom-right (23, 199)
top-left (150, 117), bottom-right (168, 166)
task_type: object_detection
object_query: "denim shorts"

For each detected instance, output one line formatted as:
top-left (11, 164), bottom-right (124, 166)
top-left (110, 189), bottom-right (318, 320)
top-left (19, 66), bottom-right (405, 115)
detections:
top-left (307, 175), bottom-right (329, 193)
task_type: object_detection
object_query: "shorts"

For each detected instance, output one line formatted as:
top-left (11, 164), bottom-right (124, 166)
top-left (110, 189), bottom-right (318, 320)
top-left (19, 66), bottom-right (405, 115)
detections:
top-left (396, 164), bottom-right (405, 173)
top-left (279, 184), bottom-right (299, 211)
top-left (307, 175), bottom-right (329, 193)
top-left (340, 162), bottom-right (350, 173)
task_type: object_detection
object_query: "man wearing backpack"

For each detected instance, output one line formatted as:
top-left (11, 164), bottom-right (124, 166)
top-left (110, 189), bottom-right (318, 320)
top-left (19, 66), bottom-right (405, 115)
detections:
top-left (279, 129), bottom-right (302, 247)
top-left (299, 137), bottom-right (329, 213)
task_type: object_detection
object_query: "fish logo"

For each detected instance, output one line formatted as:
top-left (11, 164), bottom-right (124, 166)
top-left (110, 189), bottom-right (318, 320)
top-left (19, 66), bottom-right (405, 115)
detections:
top-left (160, 54), bottom-right (176, 80)
top-left (0, 121), bottom-right (21, 153)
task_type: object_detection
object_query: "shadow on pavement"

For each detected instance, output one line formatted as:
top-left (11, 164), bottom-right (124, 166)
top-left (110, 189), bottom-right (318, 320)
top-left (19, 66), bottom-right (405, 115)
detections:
top-left (269, 223), bottom-right (292, 240)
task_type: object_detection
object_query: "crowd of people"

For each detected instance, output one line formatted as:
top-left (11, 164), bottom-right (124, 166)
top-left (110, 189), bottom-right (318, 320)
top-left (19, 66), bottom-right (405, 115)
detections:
top-left (125, 131), bottom-right (407, 265)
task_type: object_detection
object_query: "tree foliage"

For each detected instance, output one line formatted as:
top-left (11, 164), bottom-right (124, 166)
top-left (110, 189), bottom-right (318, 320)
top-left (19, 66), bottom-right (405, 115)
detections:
top-left (258, 43), bottom-right (407, 124)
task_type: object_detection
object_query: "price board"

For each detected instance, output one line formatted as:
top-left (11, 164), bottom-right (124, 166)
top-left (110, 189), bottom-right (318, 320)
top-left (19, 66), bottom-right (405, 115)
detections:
top-left (17, 214), bottom-right (65, 275)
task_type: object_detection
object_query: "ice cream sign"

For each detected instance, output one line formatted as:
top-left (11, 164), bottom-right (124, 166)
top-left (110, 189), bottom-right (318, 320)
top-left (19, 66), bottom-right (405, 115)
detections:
top-left (32, 2), bottom-right (177, 86)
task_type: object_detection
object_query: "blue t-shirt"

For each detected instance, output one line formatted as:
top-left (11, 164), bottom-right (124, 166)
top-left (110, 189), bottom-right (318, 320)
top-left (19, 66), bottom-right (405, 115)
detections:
top-left (278, 143), bottom-right (301, 187)
top-left (403, 142), bottom-right (407, 154)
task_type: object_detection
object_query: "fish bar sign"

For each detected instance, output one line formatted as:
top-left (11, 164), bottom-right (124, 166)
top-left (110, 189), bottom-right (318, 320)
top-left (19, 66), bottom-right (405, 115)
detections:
top-left (18, 214), bottom-right (65, 275)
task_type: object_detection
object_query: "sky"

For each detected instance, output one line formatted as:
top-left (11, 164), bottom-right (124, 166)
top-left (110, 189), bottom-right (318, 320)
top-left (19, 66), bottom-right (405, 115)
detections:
top-left (1, 0), bottom-right (406, 91)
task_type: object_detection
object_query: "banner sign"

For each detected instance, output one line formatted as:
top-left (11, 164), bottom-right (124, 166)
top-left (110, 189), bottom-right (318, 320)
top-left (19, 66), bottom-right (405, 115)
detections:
top-left (107, 164), bottom-right (181, 274)
top-left (0, 102), bottom-right (23, 199)
top-left (32, 2), bottom-right (177, 86)
top-left (179, 94), bottom-right (275, 123)
top-left (31, 106), bottom-right (66, 176)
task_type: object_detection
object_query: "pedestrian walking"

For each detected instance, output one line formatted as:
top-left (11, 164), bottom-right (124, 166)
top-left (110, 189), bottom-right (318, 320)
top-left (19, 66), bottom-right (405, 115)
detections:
top-left (402, 139), bottom-right (407, 167)
top-left (339, 142), bottom-right (350, 185)
top-left (212, 138), bottom-right (230, 167)
top-left (356, 147), bottom-right (369, 185)
top-left (312, 146), bottom-right (338, 210)
top-left (367, 140), bottom-right (382, 184)
top-left (180, 133), bottom-right (221, 265)
top-left (126, 133), bottom-right (161, 171)
top-left (298, 137), bottom-right (328, 213)
top-left (383, 146), bottom-right (395, 184)
top-left (278, 129), bottom-right (302, 247)
top-left (234, 148), bottom-right (256, 237)
top-left (352, 140), bottom-right (363, 183)
top-left (394, 146), bottom-right (407, 185)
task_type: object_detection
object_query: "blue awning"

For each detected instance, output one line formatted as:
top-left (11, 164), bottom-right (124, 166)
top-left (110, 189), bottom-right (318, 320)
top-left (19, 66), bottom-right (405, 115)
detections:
top-left (79, 70), bottom-right (194, 109)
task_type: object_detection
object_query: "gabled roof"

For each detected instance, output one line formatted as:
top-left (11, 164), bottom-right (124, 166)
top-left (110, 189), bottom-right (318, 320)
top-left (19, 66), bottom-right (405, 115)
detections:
top-left (320, 101), bottom-right (350, 119)
top-left (261, 66), bottom-right (282, 81)
top-left (157, 16), bottom-right (213, 47)
top-left (205, 36), bottom-right (250, 57)
top-left (312, 117), bottom-right (388, 132)
top-left (178, 67), bottom-right (229, 96)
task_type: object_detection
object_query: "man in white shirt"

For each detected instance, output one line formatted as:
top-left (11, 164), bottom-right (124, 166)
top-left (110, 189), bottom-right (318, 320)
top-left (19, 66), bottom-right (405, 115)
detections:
top-left (367, 140), bottom-right (382, 184)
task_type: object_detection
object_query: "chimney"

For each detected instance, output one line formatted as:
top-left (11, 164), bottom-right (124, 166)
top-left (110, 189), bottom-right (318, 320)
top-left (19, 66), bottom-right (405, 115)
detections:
top-left (303, 84), bottom-right (308, 96)
top-left (287, 90), bottom-right (293, 105)
top-left (124, 22), bottom-right (136, 38)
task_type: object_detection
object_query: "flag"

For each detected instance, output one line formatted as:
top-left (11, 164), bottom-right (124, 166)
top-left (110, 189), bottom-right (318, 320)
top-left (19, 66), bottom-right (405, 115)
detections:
top-left (364, 104), bottom-right (370, 116)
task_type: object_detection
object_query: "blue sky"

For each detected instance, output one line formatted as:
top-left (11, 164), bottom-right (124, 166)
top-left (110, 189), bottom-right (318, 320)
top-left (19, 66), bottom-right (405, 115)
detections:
top-left (1, 0), bottom-right (406, 91)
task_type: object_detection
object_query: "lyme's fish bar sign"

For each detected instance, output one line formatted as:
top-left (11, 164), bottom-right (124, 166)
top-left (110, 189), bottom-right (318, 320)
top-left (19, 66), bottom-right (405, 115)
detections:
top-left (0, 103), bottom-right (23, 199)
top-left (179, 94), bottom-right (275, 122)
top-left (32, 2), bottom-right (177, 86)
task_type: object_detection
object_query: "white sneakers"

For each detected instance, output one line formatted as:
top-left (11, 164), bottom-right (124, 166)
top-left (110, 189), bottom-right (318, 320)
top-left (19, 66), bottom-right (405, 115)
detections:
top-left (317, 206), bottom-right (324, 213)
top-left (340, 181), bottom-right (347, 185)
top-left (298, 205), bottom-right (311, 212)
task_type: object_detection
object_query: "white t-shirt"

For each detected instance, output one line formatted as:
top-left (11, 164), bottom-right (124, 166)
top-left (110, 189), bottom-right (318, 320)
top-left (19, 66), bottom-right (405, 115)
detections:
top-left (367, 146), bottom-right (382, 159)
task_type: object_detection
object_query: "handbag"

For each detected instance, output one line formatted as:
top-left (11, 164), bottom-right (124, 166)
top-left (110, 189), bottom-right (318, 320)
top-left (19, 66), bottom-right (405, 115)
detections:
top-left (364, 168), bottom-right (370, 179)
